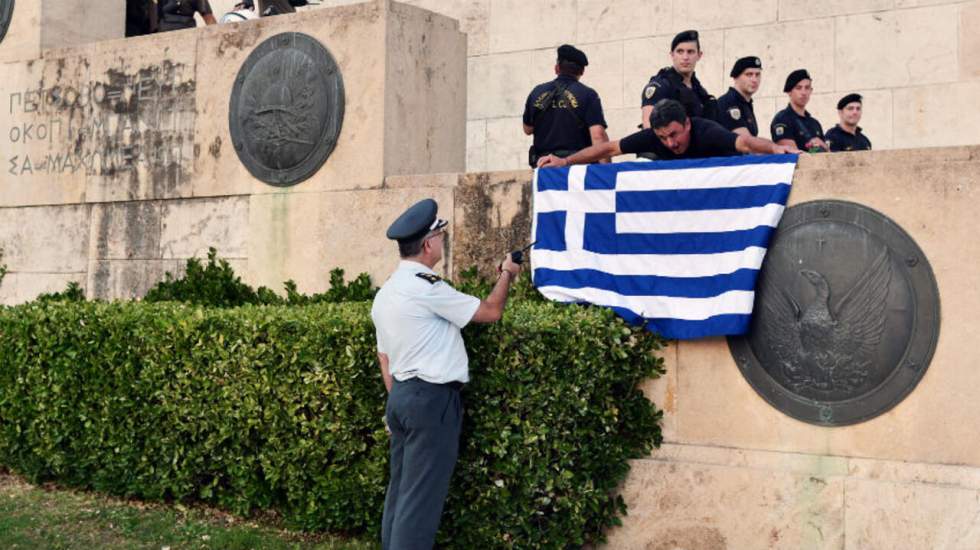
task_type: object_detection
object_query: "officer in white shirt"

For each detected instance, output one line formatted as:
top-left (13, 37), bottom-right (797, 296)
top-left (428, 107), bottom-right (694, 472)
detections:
top-left (372, 198), bottom-right (521, 550)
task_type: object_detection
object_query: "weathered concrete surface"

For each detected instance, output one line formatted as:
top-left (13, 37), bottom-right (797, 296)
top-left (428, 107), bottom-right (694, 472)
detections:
top-left (0, 0), bottom-right (466, 301)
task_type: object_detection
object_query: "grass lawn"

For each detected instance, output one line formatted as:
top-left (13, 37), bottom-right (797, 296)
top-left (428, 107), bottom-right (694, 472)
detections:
top-left (0, 472), bottom-right (376, 549)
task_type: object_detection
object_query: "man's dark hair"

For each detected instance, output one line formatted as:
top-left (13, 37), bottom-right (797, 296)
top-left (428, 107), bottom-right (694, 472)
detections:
top-left (649, 99), bottom-right (688, 130)
top-left (557, 60), bottom-right (584, 77)
top-left (398, 236), bottom-right (425, 258)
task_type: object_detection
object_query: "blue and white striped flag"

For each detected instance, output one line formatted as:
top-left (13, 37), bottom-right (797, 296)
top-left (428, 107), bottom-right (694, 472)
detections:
top-left (531, 155), bottom-right (798, 340)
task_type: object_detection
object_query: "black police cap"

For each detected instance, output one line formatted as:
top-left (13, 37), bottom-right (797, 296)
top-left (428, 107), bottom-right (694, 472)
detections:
top-left (837, 93), bottom-right (862, 110)
top-left (557, 44), bottom-right (588, 67)
top-left (386, 198), bottom-right (448, 242)
top-left (783, 69), bottom-right (811, 93)
top-left (671, 30), bottom-right (699, 51)
top-left (730, 56), bottom-right (762, 78)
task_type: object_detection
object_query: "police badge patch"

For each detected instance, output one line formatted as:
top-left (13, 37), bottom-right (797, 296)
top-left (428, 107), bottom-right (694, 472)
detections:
top-left (774, 124), bottom-right (786, 137)
top-left (644, 85), bottom-right (657, 99)
top-left (728, 107), bottom-right (741, 120)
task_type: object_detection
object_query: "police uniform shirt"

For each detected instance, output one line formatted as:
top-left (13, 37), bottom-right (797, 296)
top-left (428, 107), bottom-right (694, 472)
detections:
top-left (641, 67), bottom-right (715, 119)
top-left (619, 117), bottom-right (739, 160)
top-left (371, 260), bottom-right (481, 385)
top-left (771, 105), bottom-right (824, 150)
top-left (825, 125), bottom-right (872, 152)
top-left (523, 75), bottom-right (607, 155)
top-left (158, 0), bottom-right (213, 31)
top-left (715, 87), bottom-right (758, 136)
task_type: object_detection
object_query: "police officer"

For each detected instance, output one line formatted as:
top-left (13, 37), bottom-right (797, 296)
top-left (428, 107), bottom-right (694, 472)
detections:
top-left (716, 56), bottom-right (762, 136)
top-left (640, 30), bottom-right (717, 129)
top-left (538, 99), bottom-right (798, 167)
top-left (372, 199), bottom-right (520, 550)
top-left (771, 69), bottom-right (829, 152)
top-left (523, 44), bottom-right (609, 168)
top-left (157, 0), bottom-right (217, 32)
top-left (825, 93), bottom-right (873, 152)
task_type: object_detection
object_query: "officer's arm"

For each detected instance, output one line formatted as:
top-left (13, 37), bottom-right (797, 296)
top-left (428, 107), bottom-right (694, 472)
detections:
top-left (471, 255), bottom-right (521, 323)
top-left (732, 127), bottom-right (751, 137)
top-left (202, 13), bottom-right (218, 25)
top-left (589, 125), bottom-right (610, 164)
top-left (378, 352), bottom-right (392, 393)
top-left (640, 105), bottom-right (654, 129)
top-left (537, 140), bottom-right (622, 168)
top-left (736, 135), bottom-right (801, 154)
top-left (523, 123), bottom-right (534, 135)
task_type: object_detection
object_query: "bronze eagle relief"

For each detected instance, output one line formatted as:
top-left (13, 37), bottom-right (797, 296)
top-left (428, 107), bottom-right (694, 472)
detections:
top-left (729, 200), bottom-right (940, 426)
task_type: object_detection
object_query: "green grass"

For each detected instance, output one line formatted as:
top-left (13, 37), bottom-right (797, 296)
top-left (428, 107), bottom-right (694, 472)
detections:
top-left (0, 473), bottom-right (376, 550)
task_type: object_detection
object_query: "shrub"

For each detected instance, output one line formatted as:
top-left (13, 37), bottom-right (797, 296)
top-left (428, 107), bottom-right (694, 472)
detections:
top-left (0, 296), bottom-right (663, 548)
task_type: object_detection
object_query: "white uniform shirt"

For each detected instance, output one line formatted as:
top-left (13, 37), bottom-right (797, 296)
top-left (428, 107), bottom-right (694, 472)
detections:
top-left (371, 260), bottom-right (481, 384)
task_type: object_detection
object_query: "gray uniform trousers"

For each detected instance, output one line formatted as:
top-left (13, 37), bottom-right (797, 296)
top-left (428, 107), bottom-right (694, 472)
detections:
top-left (382, 377), bottom-right (463, 550)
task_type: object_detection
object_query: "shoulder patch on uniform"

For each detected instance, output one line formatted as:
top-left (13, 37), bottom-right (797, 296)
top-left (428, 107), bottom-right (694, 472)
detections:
top-left (644, 84), bottom-right (657, 99)
top-left (774, 124), bottom-right (786, 137)
top-left (728, 107), bottom-right (741, 120)
top-left (415, 273), bottom-right (442, 285)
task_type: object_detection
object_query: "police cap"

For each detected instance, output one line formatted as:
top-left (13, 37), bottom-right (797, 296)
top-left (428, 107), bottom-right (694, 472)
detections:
top-left (730, 56), bottom-right (762, 78)
top-left (386, 198), bottom-right (448, 242)
top-left (783, 69), bottom-right (811, 93)
top-left (837, 93), bottom-right (862, 110)
top-left (557, 44), bottom-right (588, 67)
top-left (671, 30), bottom-right (699, 51)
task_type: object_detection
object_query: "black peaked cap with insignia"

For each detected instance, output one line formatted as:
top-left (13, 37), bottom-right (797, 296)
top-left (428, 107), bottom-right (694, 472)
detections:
top-left (730, 56), bottom-right (762, 78)
top-left (557, 44), bottom-right (588, 66)
top-left (671, 30), bottom-right (699, 51)
top-left (783, 69), bottom-right (811, 92)
top-left (837, 93), bottom-right (863, 110)
top-left (386, 198), bottom-right (448, 242)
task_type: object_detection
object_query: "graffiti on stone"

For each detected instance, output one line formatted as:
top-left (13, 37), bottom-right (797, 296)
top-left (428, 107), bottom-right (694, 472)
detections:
top-left (3, 59), bottom-right (196, 191)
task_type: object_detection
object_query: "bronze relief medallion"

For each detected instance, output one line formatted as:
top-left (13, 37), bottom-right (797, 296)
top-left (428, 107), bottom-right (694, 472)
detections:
top-left (728, 200), bottom-right (940, 426)
top-left (229, 32), bottom-right (345, 187)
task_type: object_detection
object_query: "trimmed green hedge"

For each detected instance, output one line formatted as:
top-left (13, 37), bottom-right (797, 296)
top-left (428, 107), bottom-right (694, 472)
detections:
top-left (0, 299), bottom-right (663, 548)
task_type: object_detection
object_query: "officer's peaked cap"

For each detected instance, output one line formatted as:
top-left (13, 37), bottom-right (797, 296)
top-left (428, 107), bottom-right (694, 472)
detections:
top-left (671, 30), bottom-right (700, 51)
top-left (837, 93), bottom-right (862, 110)
top-left (557, 44), bottom-right (588, 67)
top-left (783, 69), bottom-right (811, 92)
top-left (730, 56), bottom-right (762, 78)
top-left (386, 198), bottom-right (448, 241)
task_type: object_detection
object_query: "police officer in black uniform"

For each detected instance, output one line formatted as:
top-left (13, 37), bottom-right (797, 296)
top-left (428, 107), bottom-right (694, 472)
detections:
top-left (716, 56), bottom-right (762, 137)
top-left (537, 99), bottom-right (798, 167)
top-left (640, 30), bottom-right (717, 129)
top-left (158, 0), bottom-right (217, 32)
top-left (522, 45), bottom-right (608, 168)
top-left (771, 69), bottom-right (829, 152)
top-left (825, 93), bottom-right (873, 152)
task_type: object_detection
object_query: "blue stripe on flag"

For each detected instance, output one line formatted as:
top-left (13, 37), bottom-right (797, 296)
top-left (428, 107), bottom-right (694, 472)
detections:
top-left (537, 168), bottom-right (570, 191)
top-left (609, 307), bottom-right (753, 339)
top-left (616, 183), bottom-right (790, 212)
top-left (534, 211), bottom-right (567, 251)
top-left (583, 214), bottom-right (776, 254)
top-left (533, 268), bottom-right (759, 298)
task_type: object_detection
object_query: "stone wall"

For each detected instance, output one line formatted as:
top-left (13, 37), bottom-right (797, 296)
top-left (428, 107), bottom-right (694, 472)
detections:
top-left (0, 0), bottom-right (466, 303)
top-left (418, 145), bottom-right (980, 549)
top-left (284, 0), bottom-right (980, 172)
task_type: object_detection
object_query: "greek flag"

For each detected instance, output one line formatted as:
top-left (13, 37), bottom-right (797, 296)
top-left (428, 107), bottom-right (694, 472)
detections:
top-left (531, 155), bottom-right (798, 340)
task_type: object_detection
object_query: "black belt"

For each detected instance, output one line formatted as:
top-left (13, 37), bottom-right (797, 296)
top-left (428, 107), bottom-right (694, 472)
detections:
top-left (400, 377), bottom-right (464, 391)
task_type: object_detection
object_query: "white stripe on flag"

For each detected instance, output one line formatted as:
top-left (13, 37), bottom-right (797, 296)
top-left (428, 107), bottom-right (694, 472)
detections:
top-left (617, 204), bottom-right (785, 234)
top-left (615, 163), bottom-right (795, 191)
top-left (532, 247), bottom-right (768, 277)
top-left (535, 190), bottom-right (615, 213)
top-left (537, 286), bottom-right (756, 320)
top-left (568, 165), bottom-right (587, 191)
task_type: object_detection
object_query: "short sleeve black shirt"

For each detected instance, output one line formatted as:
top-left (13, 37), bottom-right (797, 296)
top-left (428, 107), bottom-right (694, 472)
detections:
top-left (825, 125), bottom-right (872, 152)
top-left (715, 87), bottom-right (758, 136)
top-left (523, 75), bottom-right (607, 156)
top-left (619, 117), bottom-right (739, 160)
top-left (641, 67), bottom-right (716, 119)
top-left (771, 105), bottom-right (824, 150)
top-left (159, 0), bottom-right (213, 31)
